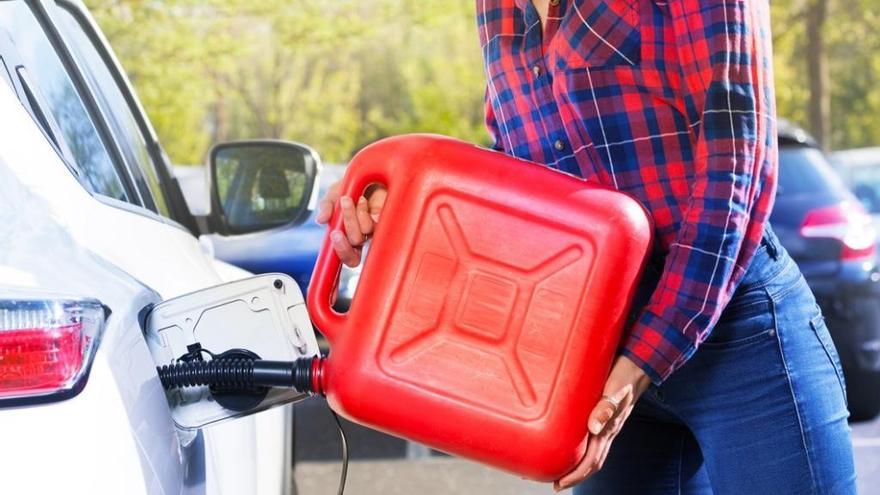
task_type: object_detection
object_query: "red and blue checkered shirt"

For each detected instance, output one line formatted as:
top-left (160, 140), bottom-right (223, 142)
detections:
top-left (477, 0), bottom-right (778, 383)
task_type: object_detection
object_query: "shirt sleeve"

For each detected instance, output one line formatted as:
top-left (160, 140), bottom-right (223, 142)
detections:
top-left (620, 0), bottom-right (778, 383)
top-left (484, 87), bottom-right (506, 152)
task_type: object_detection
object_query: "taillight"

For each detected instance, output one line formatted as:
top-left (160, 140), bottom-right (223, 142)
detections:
top-left (0, 297), bottom-right (106, 405)
top-left (800, 201), bottom-right (878, 261)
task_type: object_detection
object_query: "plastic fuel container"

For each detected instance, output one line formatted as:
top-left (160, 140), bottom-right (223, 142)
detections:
top-left (309, 134), bottom-right (652, 481)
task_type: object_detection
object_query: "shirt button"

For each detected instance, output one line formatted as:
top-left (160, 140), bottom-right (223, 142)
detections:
top-left (554, 139), bottom-right (566, 151)
top-left (532, 65), bottom-right (542, 78)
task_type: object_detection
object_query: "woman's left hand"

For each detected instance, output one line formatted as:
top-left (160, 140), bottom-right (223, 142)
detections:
top-left (554, 355), bottom-right (653, 491)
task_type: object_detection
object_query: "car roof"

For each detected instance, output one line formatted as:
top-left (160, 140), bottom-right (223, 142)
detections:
top-left (830, 147), bottom-right (880, 169)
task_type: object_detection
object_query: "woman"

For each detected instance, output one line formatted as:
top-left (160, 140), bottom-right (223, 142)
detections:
top-left (318, 1), bottom-right (857, 493)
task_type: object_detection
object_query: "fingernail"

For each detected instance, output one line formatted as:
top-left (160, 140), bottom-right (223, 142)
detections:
top-left (331, 230), bottom-right (344, 242)
top-left (340, 196), bottom-right (353, 208)
top-left (589, 419), bottom-right (604, 435)
top-left (358, 197), bottom-right (367, 205)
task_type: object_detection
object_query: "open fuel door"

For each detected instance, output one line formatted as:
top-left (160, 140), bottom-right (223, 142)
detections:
top-left (144, 273), bottom-right (320, 429)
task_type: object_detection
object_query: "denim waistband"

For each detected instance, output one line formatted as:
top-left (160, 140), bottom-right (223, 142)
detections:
top-left (628, 223), bottom-right (789, 320)
top-left (735, 223), bottom-right (795, 296)
top-left (759, 223), bottom-right (780, 261)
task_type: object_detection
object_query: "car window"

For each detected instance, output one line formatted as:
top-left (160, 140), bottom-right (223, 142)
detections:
top-left (849, 166), bottom-right (880, 193)
top-left (0, 55), bottom-right (12, 91)
top-left (0, 1), bottom-right (129, 202)
top-left (848, 165), bottom-right (880, 213)
top-left (778, 147), bottom-right (845, 196)
top-left (50, 2), bottom-right (170, 216)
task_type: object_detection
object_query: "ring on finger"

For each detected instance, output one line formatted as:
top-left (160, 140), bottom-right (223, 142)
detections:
top-left (601, 394), bottom-right (621, 409)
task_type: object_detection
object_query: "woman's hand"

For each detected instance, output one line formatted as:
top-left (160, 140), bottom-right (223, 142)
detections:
top-left (554, 355), bottom-right (652, 492)
top-left (315, 180), bottom-right (387, 267)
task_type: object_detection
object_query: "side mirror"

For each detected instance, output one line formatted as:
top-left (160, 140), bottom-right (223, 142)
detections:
top-left (209, 140), bottom-right (320, 235)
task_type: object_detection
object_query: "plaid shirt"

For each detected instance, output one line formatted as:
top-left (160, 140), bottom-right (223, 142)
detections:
top-left (477, 0), bottom-right (778, 383)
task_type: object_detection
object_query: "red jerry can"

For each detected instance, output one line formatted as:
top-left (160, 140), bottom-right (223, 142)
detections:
top-left (308, 134), bottom-right (652, 481)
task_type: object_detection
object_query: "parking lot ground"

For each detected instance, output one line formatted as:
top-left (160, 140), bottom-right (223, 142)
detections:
top-left (295, 458), bottom-right (551, 495)
top-left (853, 416), bottom-right (880, 493)
top-left (294, 399), bottom-right (880, 495)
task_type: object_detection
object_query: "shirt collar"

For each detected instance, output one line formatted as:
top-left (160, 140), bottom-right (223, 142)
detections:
top-left (515, 0), bottom-right (567, 25)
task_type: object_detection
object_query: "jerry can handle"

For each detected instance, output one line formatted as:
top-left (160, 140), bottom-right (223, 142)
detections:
top-left (309, 164), bottom-right (392, 344)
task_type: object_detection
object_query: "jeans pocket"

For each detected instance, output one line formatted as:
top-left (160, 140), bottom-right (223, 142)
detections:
top-left (810, 305), bottom-right (848, 406)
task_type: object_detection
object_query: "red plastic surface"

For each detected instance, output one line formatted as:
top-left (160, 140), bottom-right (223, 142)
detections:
top-left (309, 135), bottom-right (652, 481)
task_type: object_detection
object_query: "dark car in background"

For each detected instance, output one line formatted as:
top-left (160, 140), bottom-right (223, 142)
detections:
top-left (176, 162), bottom-right (360, 309)
top-left (204, 163), bottom-right (345, 293)
top-left (772, 121), bottom-right (880, 420)
top-left (176, 122), bottom-right (880, 419)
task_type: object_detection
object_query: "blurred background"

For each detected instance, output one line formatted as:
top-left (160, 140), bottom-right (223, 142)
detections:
top-left (82, 0), bottom-right (879, 165)
top-left (78, 1), bottom-right (880, 494)
top-left (83, 0), bottom-right (486, 166)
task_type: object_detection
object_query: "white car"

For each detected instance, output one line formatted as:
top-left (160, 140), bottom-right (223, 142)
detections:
top-left (831, 146), bottom-right (880, 234)
top-left (0, 1), bottom-right (323, 493)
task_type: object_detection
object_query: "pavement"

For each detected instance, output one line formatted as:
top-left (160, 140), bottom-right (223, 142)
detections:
top-left (853, 417), bottom-right (880, 494)
top-left (291, 398), bottom-right (553, 495)
top-left (293, 398), bottom-right (880, 495)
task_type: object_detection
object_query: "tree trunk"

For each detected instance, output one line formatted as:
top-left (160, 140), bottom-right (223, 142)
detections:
top-left (806, 0), bottom-right (830, 150)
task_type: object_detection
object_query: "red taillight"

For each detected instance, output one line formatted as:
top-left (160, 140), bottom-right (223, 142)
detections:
top-left (0, 298), bottom-right (105, 404)
top-left (800, 201), bottom-right (878, 261)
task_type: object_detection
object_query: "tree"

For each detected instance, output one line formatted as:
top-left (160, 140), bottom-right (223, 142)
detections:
top-left (806, 0), bottom-right (830, 150)
top-left (86, 0), bottom-right (880, 162)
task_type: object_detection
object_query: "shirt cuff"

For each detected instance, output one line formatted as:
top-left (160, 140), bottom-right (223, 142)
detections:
top-left (621, 310), bottom-right (698, 385)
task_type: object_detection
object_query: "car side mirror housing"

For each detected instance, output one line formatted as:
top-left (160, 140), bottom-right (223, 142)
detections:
top-left (209, 140), bottom-right (321, 235)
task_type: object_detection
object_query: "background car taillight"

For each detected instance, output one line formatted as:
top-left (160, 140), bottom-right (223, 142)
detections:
top-left (800, 201), bottom-right (878, 261)
top-left (0, 297), bottom-right (106, 405)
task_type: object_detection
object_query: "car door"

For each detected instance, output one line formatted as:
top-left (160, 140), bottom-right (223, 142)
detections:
top-left (0, 1), bottom-right (288, 493)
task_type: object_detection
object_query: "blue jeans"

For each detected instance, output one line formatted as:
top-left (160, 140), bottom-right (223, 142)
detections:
top-left (575, 227), bottom-right (857, 494)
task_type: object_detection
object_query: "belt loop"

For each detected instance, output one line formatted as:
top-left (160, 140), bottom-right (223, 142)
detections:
top-left (761, 225), bottom-right (779, 260)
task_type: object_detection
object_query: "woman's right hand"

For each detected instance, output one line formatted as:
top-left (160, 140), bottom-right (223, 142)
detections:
top-left (315, 180), bottom-right (387, 267)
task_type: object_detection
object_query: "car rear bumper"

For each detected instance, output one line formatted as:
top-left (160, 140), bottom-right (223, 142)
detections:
top-left (807, 263), bottom-right (880, 373)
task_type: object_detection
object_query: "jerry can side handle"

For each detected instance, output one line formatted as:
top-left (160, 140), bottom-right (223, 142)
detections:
top-left (308, 134), bottom-right (483, 342)
top-left (309, 137), bottom-right (405, 342)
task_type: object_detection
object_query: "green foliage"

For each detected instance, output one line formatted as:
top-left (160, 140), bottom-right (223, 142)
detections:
top-left (85, 0), bottom-right (486, 165)
top-left (84, 0), bottom-right (226, 164)
top-left (771, 0), bottom-right (880, 149)
top-left (85, 0), bottom-right (879, 165)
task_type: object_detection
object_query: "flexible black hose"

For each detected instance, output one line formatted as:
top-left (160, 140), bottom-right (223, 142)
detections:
top-left (157, 352), bottom-right (342, 492)
top-left (157, 356), bottom-right (317, 393)
top-left (158, 358), bottom-right (256, 389)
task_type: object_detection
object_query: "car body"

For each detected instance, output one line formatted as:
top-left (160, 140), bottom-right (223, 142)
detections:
top-left (0, 1), bottom-right (312, 492)
top-left (771, 121), bottom-right (880, 420)
top-left (830, 146), bottom-right (880, 235)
